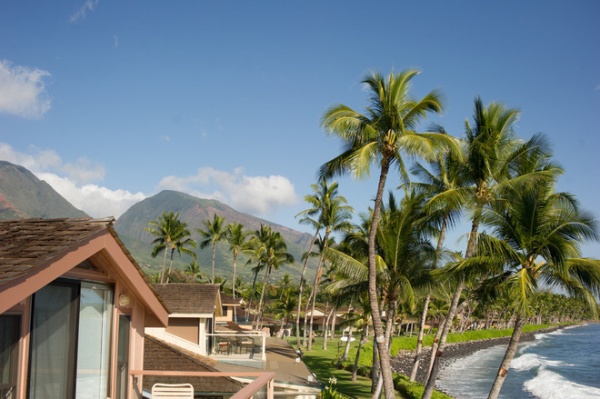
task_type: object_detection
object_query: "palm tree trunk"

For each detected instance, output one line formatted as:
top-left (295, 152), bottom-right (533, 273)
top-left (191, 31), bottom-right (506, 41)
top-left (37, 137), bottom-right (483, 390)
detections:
top-left (247, 266), bottom-right (260, 320)
top-left (410, 294), bottom-right (430, 382)
top-left (352, 327), bottom-right (367, 381)
top-left (407, 202), bottom-right (448, 382)
top-left (160, 246), bottom-right (168, 283)
top-left (255, 265), bottom-right (272, 330)
top-left (368, 157), bottom-right (395, 399)
top-left (211, 243), bottom-right (217, 282)
top-left (426, 316), bottom-right (446, 382)
top-left (166, 247), bottom-right (175, 284)
top-left (422, 213), bottom-right (480, 399)
top-left (371, 335), bottom-right (380, 392)
top-left (422, 279), bottom-right (464, 399)
top-left (339, 326), bottom-right (353, 363)
top-left (487, 315), bottom-right (526, 399)
top-left (296, 231), bottom-right (318, 347)
top-left (323, 305), bottom-right (335, 350)
top-left (308, 232), bottom-right (330, 351)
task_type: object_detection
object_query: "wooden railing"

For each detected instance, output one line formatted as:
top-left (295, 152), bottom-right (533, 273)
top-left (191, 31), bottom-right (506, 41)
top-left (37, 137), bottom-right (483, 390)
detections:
top-left (130, 370), bottom-right (275, 399)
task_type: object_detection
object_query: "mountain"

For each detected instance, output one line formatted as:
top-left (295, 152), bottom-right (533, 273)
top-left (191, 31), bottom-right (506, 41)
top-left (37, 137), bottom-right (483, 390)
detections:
top-left (0, 160), bottom-right (317, 284)
top-left (0, 161), bottom-right (88, 219)
top-left (114, 190), bottom-right (316, 283)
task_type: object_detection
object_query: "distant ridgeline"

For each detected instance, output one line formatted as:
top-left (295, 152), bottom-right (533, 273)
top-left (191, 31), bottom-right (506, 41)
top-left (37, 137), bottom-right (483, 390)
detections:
top-left (0, 161), bottom-right (316, 283)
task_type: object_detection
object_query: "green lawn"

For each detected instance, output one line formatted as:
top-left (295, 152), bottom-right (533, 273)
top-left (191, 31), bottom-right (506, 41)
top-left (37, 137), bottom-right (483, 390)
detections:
top-left (287, 324), bottom-right (557, 399)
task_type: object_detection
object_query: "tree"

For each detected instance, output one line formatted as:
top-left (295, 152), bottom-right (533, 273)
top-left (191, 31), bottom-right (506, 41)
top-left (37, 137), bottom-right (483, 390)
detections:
top-left (407, 147), bottom-right (466, 381)
top-left (295, 181), bottom-right (326, 347)
top-left (422, 98), bottom-right (562, 399)
top-left (145, 211), bottom-right (197, 283)
top-left (320, 69), bottom-right (451, 399)
top-left (226, 222), bottom-right (250, 301)
top-left (252, 224), bottom-right (294, 329)
top-left (306, 180), bottom-right (353, 351)
top-left (184, 259), bottom-right (202, 282)
top-left (466, 179), bottom-right (600, 399)
top-left (196, 214), bottom-right (227, 282)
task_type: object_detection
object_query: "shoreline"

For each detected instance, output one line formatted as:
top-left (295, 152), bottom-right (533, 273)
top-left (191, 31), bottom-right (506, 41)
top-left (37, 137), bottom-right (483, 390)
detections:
top-left (390, 326), bottom-right (561, 385)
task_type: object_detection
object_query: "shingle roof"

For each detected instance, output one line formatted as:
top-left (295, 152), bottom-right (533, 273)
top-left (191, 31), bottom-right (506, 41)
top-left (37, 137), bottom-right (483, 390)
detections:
top-left (143, 336), bottom-right (242, 394)
top-left (220, 292), bottom-right (242, 306)
top-left (153, 283), bottom-right (220, 314)
top-left (0, 217), bottom-right (116, 287)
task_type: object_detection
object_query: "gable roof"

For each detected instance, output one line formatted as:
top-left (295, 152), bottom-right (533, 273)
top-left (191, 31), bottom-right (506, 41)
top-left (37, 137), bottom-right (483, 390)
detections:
top-left (219, 292), bottom-right (242, 306)
top-left (153, 283), bottom-right (221, 315)
top-left (143, 336), bottom-right (242, 394)
top-left (0, 218), bottom-right (168, 326)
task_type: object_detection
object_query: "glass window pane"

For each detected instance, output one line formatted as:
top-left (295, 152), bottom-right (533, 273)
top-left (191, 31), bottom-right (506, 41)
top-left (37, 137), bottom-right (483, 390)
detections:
top-left (76, 282), bottom-right (113, 398)
top-left (0, 315), bottom-right (20, 399)
top-left (29, 283), bottom-right (78, 399)
top-left (116, 315), bottom-right (131, 399)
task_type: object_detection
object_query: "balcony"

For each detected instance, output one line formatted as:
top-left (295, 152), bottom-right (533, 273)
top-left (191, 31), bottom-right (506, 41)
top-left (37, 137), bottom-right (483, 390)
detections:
top-left (130, 369), bottom-right (275, 399)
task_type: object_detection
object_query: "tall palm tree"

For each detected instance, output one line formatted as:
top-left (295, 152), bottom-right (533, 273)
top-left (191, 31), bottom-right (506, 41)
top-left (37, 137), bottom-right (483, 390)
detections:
top-left (407, 147), bottom-right (466, 381)
top-left (196, 214), bottom-right (227, 282)
top-left (226, 222), bottom-right (250, 300)
top-left (145, 211), bottom-right (197, 283)
top-left (307, 180), bottom-right (353, 351)
top-left (295, 181), bottom-right (326, 347)
top-left (422, 99), bottom-right (562, 399)
top-left (320, 69), bottom-right (452, 399)
top-left (252, 224), bottom-right (294, 329)
top-left (451, 178), bottom-right (600, 399)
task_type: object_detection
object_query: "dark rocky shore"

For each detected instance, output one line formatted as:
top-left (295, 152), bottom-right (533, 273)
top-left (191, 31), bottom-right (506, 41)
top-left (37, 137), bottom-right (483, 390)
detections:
top-left (390, 326), bottom-right (560, 385)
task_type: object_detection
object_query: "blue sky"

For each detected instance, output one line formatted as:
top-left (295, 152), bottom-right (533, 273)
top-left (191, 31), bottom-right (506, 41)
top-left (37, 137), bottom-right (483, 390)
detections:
top-left (1, 1), bottom-right (599, 258)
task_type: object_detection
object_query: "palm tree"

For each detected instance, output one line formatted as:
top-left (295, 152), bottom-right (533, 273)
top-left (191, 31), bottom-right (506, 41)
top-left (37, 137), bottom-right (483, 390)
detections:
top-left (463, 179), bottom-right (600, 399)
top-left (145, 211), bottom-right (197, 283)
top-left (307, 180), bottom-right (353, 351)
top-left (320, 69), bottom-right (452, 399)
top-left (226, 222), bottom-right (250, 300)
top-left (184, 259), bottom-right (202, 282)
top-left (421, 99), bottom-right (562, 399)
top-left (294, 181), bottom-right (327, 347)
top-left (407, 147), bottom-right (466, 382)
top-left (252, 224), bottom-right (294, 329)
top-left (196, 214), bottom-right (227, 282)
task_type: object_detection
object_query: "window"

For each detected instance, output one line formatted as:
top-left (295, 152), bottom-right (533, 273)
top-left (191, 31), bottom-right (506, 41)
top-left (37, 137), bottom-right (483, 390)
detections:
top-left (0, 315), bottom-right (20, 399)
top-left (28, 280), bottom-right (113, 399)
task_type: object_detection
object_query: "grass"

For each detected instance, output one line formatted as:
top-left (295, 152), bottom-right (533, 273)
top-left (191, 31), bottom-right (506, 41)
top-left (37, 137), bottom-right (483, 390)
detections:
top-left (286, 324), bottom-right (557, 399)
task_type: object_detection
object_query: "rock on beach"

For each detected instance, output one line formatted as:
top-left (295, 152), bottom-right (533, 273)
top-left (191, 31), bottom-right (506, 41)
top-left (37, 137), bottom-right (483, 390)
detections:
top-left (390, 326), bottom-right (560, 384)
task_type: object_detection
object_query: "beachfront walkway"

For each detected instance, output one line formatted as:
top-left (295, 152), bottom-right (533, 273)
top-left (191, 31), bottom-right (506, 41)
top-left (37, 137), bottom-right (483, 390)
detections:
top-left (213, 336), bottom-right (322, 395)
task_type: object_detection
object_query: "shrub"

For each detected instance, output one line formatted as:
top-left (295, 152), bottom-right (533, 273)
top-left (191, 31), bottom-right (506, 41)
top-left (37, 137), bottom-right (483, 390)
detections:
top-left (393, 373), bottom-right (453, 399)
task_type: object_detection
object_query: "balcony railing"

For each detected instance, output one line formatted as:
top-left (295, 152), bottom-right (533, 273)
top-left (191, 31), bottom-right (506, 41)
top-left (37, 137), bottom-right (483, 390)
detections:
top-left (130, 370), bottom-right (275, 399)
top-left (209, 331), bottom-right (266, 362)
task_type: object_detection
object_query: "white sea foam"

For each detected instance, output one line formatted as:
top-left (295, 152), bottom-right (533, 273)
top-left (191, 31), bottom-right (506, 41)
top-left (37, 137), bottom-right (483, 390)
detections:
top-left (510, 353), bottom-right (569, 371)
top-left (524, 368), bottom-right (600, 399)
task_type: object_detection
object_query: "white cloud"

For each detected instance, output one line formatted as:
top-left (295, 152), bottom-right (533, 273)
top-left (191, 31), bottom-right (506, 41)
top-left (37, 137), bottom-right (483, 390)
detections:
top-left (0, 143), bottom-right (145, 218)
top-left (158, 167), bottom-right (298, 216)
top-left (0, 60), bottom-right (51, 118)
top-left (70, 0), bottom-right (100, 23)
top-left (38, 173), bottom-right (145, 218)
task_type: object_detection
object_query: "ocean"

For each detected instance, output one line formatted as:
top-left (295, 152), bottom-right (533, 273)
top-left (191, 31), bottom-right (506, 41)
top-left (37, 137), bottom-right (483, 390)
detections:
top-left (436, 323), bottom-right (600, 399)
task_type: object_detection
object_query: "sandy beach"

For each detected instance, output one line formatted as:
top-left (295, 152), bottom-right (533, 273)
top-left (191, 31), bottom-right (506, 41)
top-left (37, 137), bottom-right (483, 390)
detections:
top-left (390, 326), bottom-right (561, 384)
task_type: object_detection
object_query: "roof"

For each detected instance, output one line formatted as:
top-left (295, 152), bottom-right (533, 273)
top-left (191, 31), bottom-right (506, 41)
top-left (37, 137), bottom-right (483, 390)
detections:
top-left (0, 218), bottom-right (168, 326)
top-left (220, 292), bottom-right (242, 306)
top-left (0, 217), bottom-right (110, 287)
top-left (143, 336), bottom-right (242, 394)
top-left (153, 283), bottom-right (221, 314)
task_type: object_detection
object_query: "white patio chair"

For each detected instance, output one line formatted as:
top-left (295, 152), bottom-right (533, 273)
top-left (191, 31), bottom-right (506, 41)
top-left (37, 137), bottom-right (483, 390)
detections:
top-left (151, 383), bottom-right (194, 398)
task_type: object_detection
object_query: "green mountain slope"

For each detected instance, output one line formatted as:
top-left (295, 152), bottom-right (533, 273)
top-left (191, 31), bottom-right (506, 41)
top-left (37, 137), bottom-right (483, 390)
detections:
top-left (0, 161), bottom-right (88, 219)
top-left (114, 190), bottom-right (317, 283)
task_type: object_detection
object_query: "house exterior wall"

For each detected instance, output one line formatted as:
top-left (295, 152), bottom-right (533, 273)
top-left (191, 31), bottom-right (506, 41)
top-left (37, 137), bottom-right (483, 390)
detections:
top-left (166, 318), bottom-right (200, 344)
top-left (0, 236), bottom-right (167, 399)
